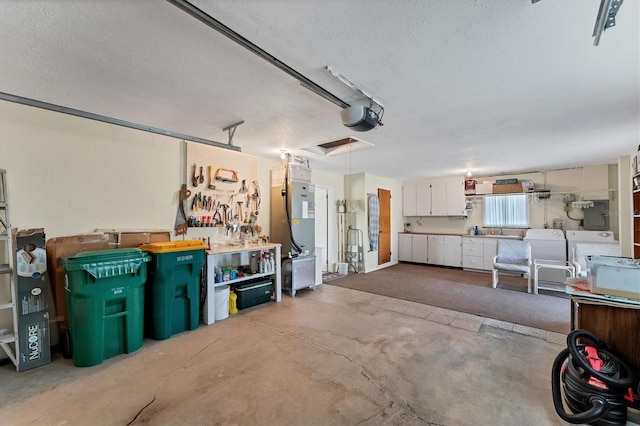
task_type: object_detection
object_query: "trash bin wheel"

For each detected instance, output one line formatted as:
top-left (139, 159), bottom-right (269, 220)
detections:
top-left (60, 328), bottom-right (72, 359)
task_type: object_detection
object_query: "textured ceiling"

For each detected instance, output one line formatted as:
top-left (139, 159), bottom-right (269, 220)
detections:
top-left (0, 0), bottom-right (638, 180)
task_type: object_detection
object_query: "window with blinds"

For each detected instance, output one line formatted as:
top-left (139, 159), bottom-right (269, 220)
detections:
top-left (483, 194), bottom-right (529, 228)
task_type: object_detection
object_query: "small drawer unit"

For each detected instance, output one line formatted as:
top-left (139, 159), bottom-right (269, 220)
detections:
top-left (234, 279), bottom-right (273, 310)
top-left (463, 236), bottom-right (486, 271)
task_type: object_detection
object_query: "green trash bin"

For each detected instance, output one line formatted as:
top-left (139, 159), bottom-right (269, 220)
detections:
top-left (61, 248), bottom-right (151, 367)
top-left (139, 240), bottom-right (206, 340)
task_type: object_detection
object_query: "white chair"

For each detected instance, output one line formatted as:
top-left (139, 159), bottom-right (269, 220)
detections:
top-left (492, 240), bottom-right (532, 292)
top-left (571, 242), bottom-right (621, 278)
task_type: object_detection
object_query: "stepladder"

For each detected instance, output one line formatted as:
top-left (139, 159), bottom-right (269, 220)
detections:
top-left (0, 169), bottom-right (20, 370)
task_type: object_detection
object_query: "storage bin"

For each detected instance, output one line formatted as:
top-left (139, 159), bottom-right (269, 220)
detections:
top-left (234, 279), bottom-right (273, 310)
top-left (61, 248), bottom-right (151, 367)
top-left (588, 255), bottom-right (640, 300)
top-left (337, 262), bottom-right (349, 275)
top-left (214, 285), bottom-right (230, 320)
top-left (139, 240), bottom-right (206, 340)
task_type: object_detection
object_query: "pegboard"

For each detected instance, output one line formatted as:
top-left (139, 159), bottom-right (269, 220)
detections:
top-left (185, 142), bottom-right (259, 229)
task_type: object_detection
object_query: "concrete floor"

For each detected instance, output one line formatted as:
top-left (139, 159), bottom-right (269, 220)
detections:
top-left (0, 284), bottom-right (606, 425)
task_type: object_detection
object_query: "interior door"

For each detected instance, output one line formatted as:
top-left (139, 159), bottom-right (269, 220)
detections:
top-left (378, 188), bottom-right (391, 265)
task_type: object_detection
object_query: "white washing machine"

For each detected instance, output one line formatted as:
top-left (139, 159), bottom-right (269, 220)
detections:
top-left (524, 229), bottom-right (567, 286)
top-left (566, 230), bottom-right (617, 261)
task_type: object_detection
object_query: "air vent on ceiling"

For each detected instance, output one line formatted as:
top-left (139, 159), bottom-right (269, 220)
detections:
top-left (302, 137), bottom-right (373, 157)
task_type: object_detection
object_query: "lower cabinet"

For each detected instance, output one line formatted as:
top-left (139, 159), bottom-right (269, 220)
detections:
top-left (428, 235), bottom-right (462, 267)
top-left (462, 236), bottom-right (501, 271)
top-left (398, 233), bottom-right (429, 263)
top-left (462, 237), bottom-right (483, 269)
top-left (482, 238), bottom-right (498, 270)
top-left (399, 233), bottom-right (461, 266)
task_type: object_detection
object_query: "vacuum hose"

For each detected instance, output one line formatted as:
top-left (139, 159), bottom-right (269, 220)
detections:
top-left (552, 348), bottom-right (608, 424)
top-left (551, 330), bottom-right (636, 425)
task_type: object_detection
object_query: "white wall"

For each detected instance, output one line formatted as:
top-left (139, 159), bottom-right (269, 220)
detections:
top-left (343, 172), bottom-right (403, 273)
top-left (1, 101), bottom-right (181, 237)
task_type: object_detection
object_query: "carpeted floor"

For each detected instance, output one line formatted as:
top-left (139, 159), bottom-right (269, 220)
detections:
top-left (327, 263), bottom-right (571, 333)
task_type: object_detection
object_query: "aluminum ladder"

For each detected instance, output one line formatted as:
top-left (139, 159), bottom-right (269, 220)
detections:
top-left (0, 169), bottom-right (19, 370)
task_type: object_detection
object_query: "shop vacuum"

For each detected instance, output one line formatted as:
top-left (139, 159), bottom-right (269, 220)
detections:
top-left (552, 330), bottom-right (639, 425)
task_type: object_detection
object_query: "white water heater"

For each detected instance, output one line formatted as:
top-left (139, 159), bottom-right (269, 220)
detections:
top-left (270, 156), bottom-right (315, 256)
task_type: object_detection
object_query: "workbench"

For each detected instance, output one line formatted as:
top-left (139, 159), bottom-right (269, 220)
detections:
top-left (203, 242), bottom-right (281, 324)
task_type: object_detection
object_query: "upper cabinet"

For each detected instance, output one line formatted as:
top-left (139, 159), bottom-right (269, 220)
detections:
top-left (402, 184), bottom-right (417, 216)
top-left (403, 177), bottom-right (467, 217)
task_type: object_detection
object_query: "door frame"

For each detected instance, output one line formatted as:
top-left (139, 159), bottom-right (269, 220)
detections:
top-left (314, 184), bottom-right (334, 272)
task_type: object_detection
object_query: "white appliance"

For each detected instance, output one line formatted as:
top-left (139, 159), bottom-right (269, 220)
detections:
top-left (566, 230), bottom-right (616, 260)
top-left (524, 229), bottom-right (567, 286)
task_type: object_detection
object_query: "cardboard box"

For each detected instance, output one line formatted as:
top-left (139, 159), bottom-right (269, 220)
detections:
top-left (492, 183), bottom-right (523, 194)
top-left (17, 311), bottom-right (51, 371)
top-left (46, 230), bottom-right (170, 321)
top-left (475, 183), bottom-right (493, 195)
top-left (99, 229), bottom-right (171, 248)
top-left (14, 229), bottom-right (50, 317)
top-left (45, 234), bottom-right (110, 323)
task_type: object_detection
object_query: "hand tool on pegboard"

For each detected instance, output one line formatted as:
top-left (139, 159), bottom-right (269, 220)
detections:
top-left (174, 184), bottom-right (191, 236)
top-left (238, 179), bottom-right (248, 193)
top-left (191, 164), bottom-right (199, 187)
top-left (208, 166), bottom-right (216, 189)
top-left (214, 167), bottom-right (239, 183)
top-left (213, 202), bottom-right (222, 226)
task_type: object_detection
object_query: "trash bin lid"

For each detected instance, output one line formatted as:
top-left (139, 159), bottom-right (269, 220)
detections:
top-left (139, 240), bottom-right (206, 253)
top-left (61, 248), bottom-right (151, 278)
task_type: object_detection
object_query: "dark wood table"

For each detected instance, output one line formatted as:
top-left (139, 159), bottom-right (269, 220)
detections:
top-left (567, 287), bottom-right (640, 369)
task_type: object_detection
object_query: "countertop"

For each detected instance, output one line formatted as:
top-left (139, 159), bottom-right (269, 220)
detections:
top-left (205, 241), bottom-right (282, 255)
top-left (399, 232), bottom-right (523, 239)
top-left (399, 232), bottom-right (463, 237)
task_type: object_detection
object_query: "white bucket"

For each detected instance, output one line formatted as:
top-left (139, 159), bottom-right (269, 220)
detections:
top-left (337, 262), bottom-right (349, 275)
top-left (214, 285), bottom-right (230, 321)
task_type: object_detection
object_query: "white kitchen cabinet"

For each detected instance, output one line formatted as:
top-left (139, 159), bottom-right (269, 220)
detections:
top-left (445, 177), bottom-right (467, 216)
top-left (416, 184), bottom-right (431, 216)
top-left (398, 233), bottom-right (413, 261)
top-left (442, 235), bottom-right (462, 267)
top-left (429, 235), bottom-right (462, 267)
top-left (462, 236), bottom-right (506, 271)
top-left (402, 184), bottom-right (417, 216)
top-left (403, 184), bottom-right (431, 216)
top-left (403, 178), bottom-right (466, 217)
top-left (427, 235), bottom-right (444, 264)
top-left (398, 233), bottom-right (429, 263)
top-left (483, 238), bottom-right (498, 270)
top-left (463, 236), bottom-right (485, 270)
top-left (429, 181), bottom-right (447, 216)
